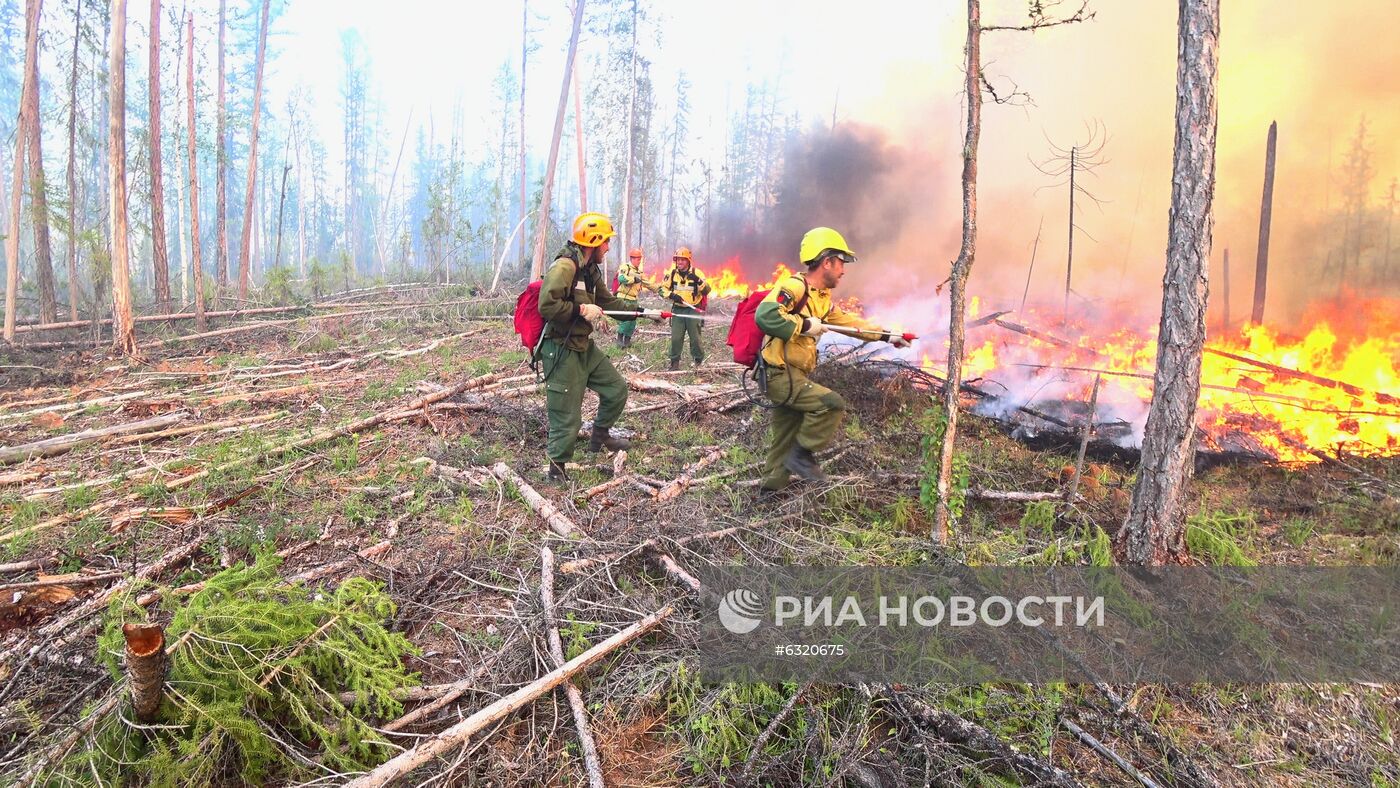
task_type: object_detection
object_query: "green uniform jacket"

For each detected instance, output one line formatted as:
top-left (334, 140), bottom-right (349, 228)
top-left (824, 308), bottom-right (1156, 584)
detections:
top-left (615, 261), bottom-right (649, 300)
top-left (538, 247), bottom-right (629, 352)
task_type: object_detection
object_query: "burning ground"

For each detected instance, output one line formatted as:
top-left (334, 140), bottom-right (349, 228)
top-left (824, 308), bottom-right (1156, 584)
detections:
top-left (0, 290), bottom-right (1397, 784)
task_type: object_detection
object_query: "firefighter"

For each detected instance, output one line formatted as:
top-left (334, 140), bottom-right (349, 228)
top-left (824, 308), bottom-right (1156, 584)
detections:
top-left (614, 248), bottom-right (652, 348)
top-left (754, 227), bottom-right (910, 492)
top-left (536, 212), bottom-right (634, 481)
top-left (658, 247), bottom-right (711, 370)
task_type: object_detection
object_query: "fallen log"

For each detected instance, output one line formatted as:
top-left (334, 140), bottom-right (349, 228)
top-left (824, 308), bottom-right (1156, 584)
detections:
top-left (381, 644), bottom-right (508, 732)
top-left (1061, 717), bottom-right (1164, 788)
top-left (655, 448), bottom-right (727, 501)
top-left (153, 300), bottom-right (490, 347)
top-left (1205, 346), bottom-right (1399, 405)
top-left (10, 691), bottom-right (121, 788)
top-left (342, 605), bottom-right (675, 787)
top-left (104, 412), bottom-right (280, 448)
top-left (490, 462), bottom-right (588, 540)
top-left (624, 386), bottom-right (744, 416)
top-left (0, 469), bottom-right (43, 485)
top-left (540, 547), bottom-right (607, 788)
top-left (992, 318), bottom-right (1074, 348)
top-left (0, 412), bottom-right (187, 466)
top-left (558, 527), bottom-right (741, 575)
top-left (968, 489), bottom-right (1066, 502)
top-left (288, 541), bottom-right (392, 584)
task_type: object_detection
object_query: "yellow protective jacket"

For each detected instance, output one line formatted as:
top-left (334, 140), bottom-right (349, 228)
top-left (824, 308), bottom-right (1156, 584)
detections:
top-left (755, 273), bottom-right (885, 373)
top-left (615, 261), bottom-right (649, 300)
top-left (658, 264), bottom-right (711, 307)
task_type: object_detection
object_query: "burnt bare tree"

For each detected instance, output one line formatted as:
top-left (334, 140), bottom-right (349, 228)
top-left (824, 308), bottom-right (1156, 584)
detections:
top-left (237, 0), bottom-right (272, 299)
top-left (1115, 0), bottom-right (1219, 566)
top-left (1033, 121), bottom-right (1108, 321)
top-left (932, 0), bottom-right (1094, 545)
top-left (1250, 120), bottom-right (1275, 324)
top-left (528, 0), bottom-right (585, 279)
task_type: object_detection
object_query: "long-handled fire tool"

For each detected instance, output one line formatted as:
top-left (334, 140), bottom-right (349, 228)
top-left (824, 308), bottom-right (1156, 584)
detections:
top-left (602, 309), bottom-right (709, 322)
top-left (822, 324), bottom-right (919, 342)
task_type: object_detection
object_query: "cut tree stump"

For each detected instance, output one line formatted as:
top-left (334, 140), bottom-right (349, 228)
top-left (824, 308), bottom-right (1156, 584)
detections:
top-left (123, 623), bottom-right (166, 722)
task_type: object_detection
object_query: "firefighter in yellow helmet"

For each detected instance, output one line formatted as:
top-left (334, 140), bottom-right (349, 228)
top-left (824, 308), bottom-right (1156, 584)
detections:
top-left (658, 247), bottom-right (711, 370)
top-left (613, 248), bottom-right (653, 349)
top-left (536, 212), bottom-right (634, 481)
top-left (754, 227), bottom-right (910, 491)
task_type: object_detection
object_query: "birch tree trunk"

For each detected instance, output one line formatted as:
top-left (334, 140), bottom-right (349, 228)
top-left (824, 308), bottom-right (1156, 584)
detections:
top-left (109, 0), bottom-right (139, 356)
top-left (932, 0), bottom-right (982, 545)
top-left (187, 12), bottom-right (206, 332)
top-left (4, 86), bottom-right (24, 343)
top-left (518, 0), bottom-right (528, 269)
top-left (1115, 0), bottom-right (1219, 566)
top-left (215, 0), bottom-right (228, 294)
top-left (148, 0), bottom-right (170, 312)
top-left (65, 0), bottom-right (82, 320)
top-left (23, 0), bottom-right (58, 324)
top-left (620, 0), bottom-right (638, 268)
top-left (237, 0), bottom-right (271, 299)
top-left (529, 0), bottom-right (585, 280)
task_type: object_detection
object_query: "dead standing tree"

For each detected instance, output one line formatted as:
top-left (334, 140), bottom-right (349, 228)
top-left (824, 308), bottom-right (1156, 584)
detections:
top-left (1250, 120), bottom-right (1276, 324)
top-left (1114, 0), bottom-right (1219, 565)
top-left (1033, 121), bottom-right (1108, 322)
top-left (529, 0), bottom-right (586, 280)
top-left (237, 0), bottom-right (272, 299)
top-left (109, 0), bottom-right (139, 357)
top-left (932, 0), bottom-right (1094, 545)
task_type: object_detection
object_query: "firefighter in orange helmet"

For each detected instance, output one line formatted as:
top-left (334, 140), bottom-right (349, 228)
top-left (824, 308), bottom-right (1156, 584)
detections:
top-left (658, 247), bottom-right (711, 370)
top-left (613, 248), bottom-right (653, 348)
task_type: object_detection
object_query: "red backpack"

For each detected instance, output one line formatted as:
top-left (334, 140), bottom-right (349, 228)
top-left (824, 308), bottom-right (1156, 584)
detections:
top-left (726, 281), bottom-right (809, 368)
top-left (610, 270), bottom-right (620, 295)
top-left (514, 280), bottom-right (546, 351)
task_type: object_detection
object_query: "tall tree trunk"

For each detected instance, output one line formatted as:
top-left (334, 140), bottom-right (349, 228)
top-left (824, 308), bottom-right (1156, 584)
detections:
top-left (186, 11), bottom-right (205, 331)
top-left (1250, 120), bottom-right (1275, 324)
top-left (23, 0), bottom-right (58, 324)
top-left (148, 0), bottom-right (170, 312)
top-left (1115, 0), bottom-right (1218, 566)
top-left (109, 0), bottom-right (139, 356)
top-left (237, 0), bottom-right (271, 298)
top-left (932, 0), bottom-right (981, 545)
top-left (215, 0), bottom-right (227, 293)
top-left (573, 61), bottom-right (587, 212)
top-left (620, 0), bottom-right (637, 271)
top-left (529, 0), bottom-right (585, 280)
top-left (4, 116), bottom-right (22, 343)
top-left (172, 3), bottom-right (188, 306)
top-left (1062, 145), bottom-right (1075, 322)
top-left (65, 0), bottom-right (82, 321)
top-left (274, 163), bottom-right (289, 268)
top-left (519, 0), bottom-right (528, 268)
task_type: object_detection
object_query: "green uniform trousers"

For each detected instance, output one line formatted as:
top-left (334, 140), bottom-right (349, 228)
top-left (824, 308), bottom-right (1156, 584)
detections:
top-left (761, 366), bottom-right (846, 490)
top-left (669, 304), bottom-right (704, 364)
top-left (539, 338), bottom-right (629, 463)
top-left (615, 297), bottom-right (639, 339)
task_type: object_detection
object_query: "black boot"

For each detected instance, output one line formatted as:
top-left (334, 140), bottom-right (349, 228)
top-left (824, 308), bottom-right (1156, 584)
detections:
top-left (587, 423), bottom-right (631, 453)
top-left (619, 334), bottom-right (631, 348)
top-left (783, 446), bottom-right (827, 482)
top-left (547, 460), bottom-right (569, 481)
top-left (668, 359), bottom-right (680, 371)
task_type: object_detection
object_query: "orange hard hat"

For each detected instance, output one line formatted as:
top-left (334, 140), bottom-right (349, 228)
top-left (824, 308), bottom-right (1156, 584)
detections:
top-left (628, 248), bottom-right (643, 259)
top-left (673, 247), bottom-right (693, 262)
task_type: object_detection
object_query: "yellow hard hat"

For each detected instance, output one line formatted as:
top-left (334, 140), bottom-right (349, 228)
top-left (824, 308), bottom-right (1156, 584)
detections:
top-left (799, 227), bottom-right (856, 265)
top-left (673, 247), bottom-right (693, 262)
top-left (571, 212), bottom-right (616, 248)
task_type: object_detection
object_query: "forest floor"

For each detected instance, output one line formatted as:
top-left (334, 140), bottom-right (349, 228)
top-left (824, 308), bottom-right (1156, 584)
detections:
top-left (0, 285), bottom-right (1396, 786)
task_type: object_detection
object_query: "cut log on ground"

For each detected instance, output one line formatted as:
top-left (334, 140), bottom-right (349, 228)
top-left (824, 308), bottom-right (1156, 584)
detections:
top-left (1205, 346), bottom-right (1398, 405)
top-left (540, 547), bottom-right (606, 788)
top-left (0, 412), bottom-right (186, 465)
top-left (1061, 716), bottom-right (1164, 788)
top-left (490, 462), bottom-right (588, 540)
top-left (558, 526), bottom-right (741, 574)
top-left (655, 448), bottom-right (726, 501)
top-left (342, 605), bottom-right (674, 787)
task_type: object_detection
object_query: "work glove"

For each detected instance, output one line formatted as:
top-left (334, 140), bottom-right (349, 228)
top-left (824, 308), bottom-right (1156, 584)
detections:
top-left (890, 335), bottom-right (911, 349)
top-left (642, 309), bottom-right (664, 323)
top-left (579, 303), bottom-right (604, 322)
top-left (801, 317), bottom-right (827, 337)
top-left (669, 293), bottom-right (684, 306)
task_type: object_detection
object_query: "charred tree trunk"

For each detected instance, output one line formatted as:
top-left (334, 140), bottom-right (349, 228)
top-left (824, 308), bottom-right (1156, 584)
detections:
top-left (1116, 0), bottom-right (1218, 566)
top-left (215, 0), bottom-right (228, 294)
top-left (529, 0), bottom-right (585, 280)
top-left (187, 12), bottom-right (206, 332)
top-left (148, 0), bottom-right (170, 313)
top-left (1250, 120), bottom-right (1275, 325)
top-left (933, 0), bottom-right (982, 545)
top-left (1062, 145), bottom-right (1075, 322)
top-left (237, 0), bottom-right (271, 299)
top-left (109, 0), bottom-right (139, 356)
top-left (65, 0), bottom-right (82, 321)
top-left (23, 0), bottom-right (58, 325)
